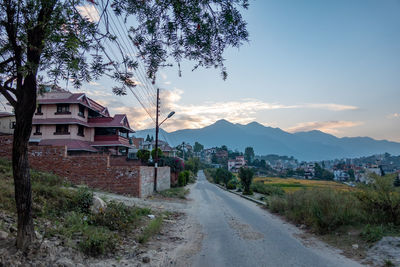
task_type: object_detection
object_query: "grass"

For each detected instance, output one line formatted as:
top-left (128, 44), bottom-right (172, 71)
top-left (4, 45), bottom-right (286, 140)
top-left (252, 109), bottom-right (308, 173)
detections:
top-left (138, 216), bottom-right (163, 244)
top-left (254, 176), bottom-right (352, 193)
top-left (159, 187), bottom-right (189, 199)
top-left (0, 158), bottom-right (157, 256)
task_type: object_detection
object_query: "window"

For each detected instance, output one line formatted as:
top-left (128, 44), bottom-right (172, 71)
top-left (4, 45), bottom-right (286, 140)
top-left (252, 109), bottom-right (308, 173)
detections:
top-left (56, 104), bottom-right (70, 114)
top-left (34, 125), bottom-right (41, 135)
top-left (10, 122), bottom-right (15, 129)
top-left (78, 105), bottom-right (85, 117)
top-left (95, 128), bottom-right (117, 136)
top-left (77, 125), bottom-right (84, 137)
top-left (36, 104), bottom-right (42, 115)
top-left (55, 124), bottom-right (69, 135)
top-left (118, 129), bottom-right (129, 139)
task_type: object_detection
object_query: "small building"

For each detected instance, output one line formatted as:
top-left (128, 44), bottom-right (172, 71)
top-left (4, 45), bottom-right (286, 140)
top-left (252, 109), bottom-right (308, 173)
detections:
top-left (228, 155), bottom-right (247, 172)
top-left (0, 112), bottom-right (15, 135)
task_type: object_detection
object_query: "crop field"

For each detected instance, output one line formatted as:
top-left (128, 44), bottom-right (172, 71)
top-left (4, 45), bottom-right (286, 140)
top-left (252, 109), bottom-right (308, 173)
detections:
top-left (253, 177), bottom-right (351, 192)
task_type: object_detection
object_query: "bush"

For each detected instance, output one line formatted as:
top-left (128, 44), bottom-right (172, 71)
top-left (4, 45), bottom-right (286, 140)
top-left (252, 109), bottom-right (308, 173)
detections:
top-left (79, 226), bottom-right (117, 256)
top-left (90, 201), bottom-right (149, 231)
top-left (227, 179), bottom-right (237, 190)
top-left (268, 195), bottom-right (287, 214)
top-left (251, 182), bottom-right (285, 196)
top-left (283, 189), bottom-right (364, 234)
top-left (159, 187), bottom-right (189, 199)
top-left (138, 217), bottom-right (163, 243)
top-left (177, 170), bottom-right (190, 187)
top-left (361, 224), bottom-right (385, 243)
top-left (73, 187), bottom-right (93, 214)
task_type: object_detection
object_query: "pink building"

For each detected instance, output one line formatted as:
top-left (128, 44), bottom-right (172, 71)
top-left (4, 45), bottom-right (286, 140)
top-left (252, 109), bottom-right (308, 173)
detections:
top-left (228, 156), bottom-right (246, 172)
top-left (29, 87), bottom-right (134, 155)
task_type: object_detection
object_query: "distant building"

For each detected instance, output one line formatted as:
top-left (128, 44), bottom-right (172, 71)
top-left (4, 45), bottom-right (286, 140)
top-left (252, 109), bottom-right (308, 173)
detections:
top-left (228, 156), bottom-right (246, 172)
top-left (0, 112), bottom-right (15, 135)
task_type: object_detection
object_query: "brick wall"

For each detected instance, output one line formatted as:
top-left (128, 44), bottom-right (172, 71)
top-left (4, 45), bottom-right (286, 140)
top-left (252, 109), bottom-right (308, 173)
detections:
top-left (0, 136), bottom-right (170, 198)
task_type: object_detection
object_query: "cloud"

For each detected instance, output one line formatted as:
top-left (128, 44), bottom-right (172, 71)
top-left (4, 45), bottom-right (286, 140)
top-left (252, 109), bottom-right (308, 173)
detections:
top-left (76, 4), bottom-right (100, 22)
top-left (388, 113), bottom-right (400, 119)
top-left (286, 121), bottom-right (363, 134)
top-left (88, 81), bottom-right (100, 86)
top-left (301, 103), bottom-right (358, 111)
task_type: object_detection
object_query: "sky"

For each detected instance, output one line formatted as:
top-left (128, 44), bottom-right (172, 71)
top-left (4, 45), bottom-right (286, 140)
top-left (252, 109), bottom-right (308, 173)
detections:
top-left (74, 0), bottom-right (400, 142)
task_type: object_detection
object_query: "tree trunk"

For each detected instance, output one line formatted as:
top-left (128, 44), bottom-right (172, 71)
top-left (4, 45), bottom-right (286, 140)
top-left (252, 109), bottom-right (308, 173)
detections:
top-left (12, 74), bottom-right (37, 249)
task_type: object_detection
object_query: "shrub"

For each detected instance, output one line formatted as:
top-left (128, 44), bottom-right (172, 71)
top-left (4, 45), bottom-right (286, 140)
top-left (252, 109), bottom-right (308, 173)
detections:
top-left (227, 179), bottom-right (237, 190)
top-left (90, 201), bottom-right (148, 231)
top-left (138, 217), bottom-right (163, 243)
top-left (284, 189), bottom-right (364, 234)
top-left (79, 226), bottom-right (117, 256)
top-left (251, 182), bottom-right (285, 196)
top-left (159, 187), bottom-right (189, 199)
top-left (239, 167), bottom-right (254, 194)
top-left (268, 195), bottom-right (287, 214)
top-left (178, 172), bottom-right (186, 187)
top-left (73, 187), bottom-right (93, 214)
top-left (361, 224), bottom-right (385, 243)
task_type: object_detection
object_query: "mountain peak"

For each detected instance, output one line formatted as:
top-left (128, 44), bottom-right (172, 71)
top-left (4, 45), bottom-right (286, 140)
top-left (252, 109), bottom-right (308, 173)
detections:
top-left (213, 119), bottom-right (233, 125)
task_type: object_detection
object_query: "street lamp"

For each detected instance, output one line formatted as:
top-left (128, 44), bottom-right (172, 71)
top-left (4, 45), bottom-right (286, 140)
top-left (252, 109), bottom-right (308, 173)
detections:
top-left (154, 91), bottom-right (175, 192)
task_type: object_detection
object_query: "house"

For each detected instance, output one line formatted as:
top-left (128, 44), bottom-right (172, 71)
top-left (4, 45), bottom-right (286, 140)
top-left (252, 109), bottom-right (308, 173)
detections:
top-left (333, 170), bottom-right (350, 181)
top-left (228, 155), bottom-right (246, 172)
top-left (0, 112), bottom-right (15, 135)
top-left (139, 139), bottom-right (177, 158)
top-left (29, 87), bottom-right (135, 155)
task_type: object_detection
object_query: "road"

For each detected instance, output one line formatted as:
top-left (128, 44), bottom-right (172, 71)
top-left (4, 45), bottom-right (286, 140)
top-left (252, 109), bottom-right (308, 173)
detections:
top-left (185, 170), bottom-right (363, 267)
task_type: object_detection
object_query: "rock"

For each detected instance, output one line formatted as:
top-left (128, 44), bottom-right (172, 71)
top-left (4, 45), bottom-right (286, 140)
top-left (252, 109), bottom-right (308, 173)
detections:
top-left (0, 230), bottom-right (8, 240)
top-left (35, 230), bottom-right (43, 240)
top-left (147, 215), bottom-right (155, 219)
top-left (90, 196), bottom-right (107, 214)
top-left (352, 244), bottom-right (359, 249)
top-left (56, 257), bottom-right (75, 267)
top-left (142, 256), bottom-right (150, 263)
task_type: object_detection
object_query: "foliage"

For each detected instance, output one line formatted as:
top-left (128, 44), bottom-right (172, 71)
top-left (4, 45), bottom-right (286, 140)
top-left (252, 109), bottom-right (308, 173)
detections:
top-left (79, 226), bottom-right (117, 257)
top-left (185, 157), bottom-right (200, 175)
top-left (193, 142), bottom-right (204, 153)
top-left (239, 167), bottom-right (254, 195)
top-left (214, 168), bottom-right (233, 186)
top-left (178, 171), bottom-right (190, 187)
top-left (355, 174), bottom-right (400, 224)
top-left (138, 217), bottom-right (163, 244)
top-left (73, 187), bottom-right (93, 214)
top-left (360, 224), bottom-right (386, 243)
top-left (227, 179), bottom-right (237, 190)
top-left (314, 163), bottom-right (334, 180)
top-left (251, 182), bottom-right (285, 196)
top-left (394, 175), bottom-right (400, 187)
top-left (137, 149), bottom-right (151, 163)
top-left (244, 147), bottom-right (255, 164)
top-left (160, 157), bottom-right (184, 173)
top-left (151, 148), bottom-right (164, 159)
top-left (90, 201), bottom-right (150, 231)
top-left (159, 187), bottom-right (189, 199)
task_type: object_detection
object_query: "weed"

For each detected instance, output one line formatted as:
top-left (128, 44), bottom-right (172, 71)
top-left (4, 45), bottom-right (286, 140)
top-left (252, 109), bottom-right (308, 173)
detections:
top-left (159, 187), bottom-right (189, 199)
top-left (138, 217), bottom-right (163, 243)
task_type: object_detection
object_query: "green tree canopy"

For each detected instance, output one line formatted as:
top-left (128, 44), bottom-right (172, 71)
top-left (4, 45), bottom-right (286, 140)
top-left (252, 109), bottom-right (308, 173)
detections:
top-left (239, 167), bottom-right (254, 195)
top-left (193, 142), bottom-right (204, 153)
top-left (137, 149), bottom-right (151, 163)
top-left (244, 147), bottom-right (255, 163)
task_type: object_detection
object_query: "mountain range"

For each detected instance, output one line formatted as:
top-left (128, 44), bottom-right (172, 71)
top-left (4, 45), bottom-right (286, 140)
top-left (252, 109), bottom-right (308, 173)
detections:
top-left (133, 119), bottom-right (400, 161)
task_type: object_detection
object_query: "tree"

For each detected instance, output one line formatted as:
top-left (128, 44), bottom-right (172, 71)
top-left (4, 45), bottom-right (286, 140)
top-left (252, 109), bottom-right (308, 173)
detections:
top-left (145, 134), bottom-right (151, 142)
top-left (185, 157), bottom-right (200, 175)
top-left (215, 168), bottom-right (233, 186)
top-left (137, 149), bottom-right (150, 163)
top-left (193, 142), bottom-right (204, 153)
top-left (0, 0), bottom-right (248, 249)
top-left (239, 167), bottom-right (254, 195)
top-left (151, 148), bottom-right (163, 159)
top-left (244, 147), bottom-right (254, 164)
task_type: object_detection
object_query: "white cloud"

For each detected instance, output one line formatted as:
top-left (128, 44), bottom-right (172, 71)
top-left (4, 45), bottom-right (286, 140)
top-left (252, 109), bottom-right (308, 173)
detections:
top-left (301, 103), bottom-right (358, 111)
top-left (76, 4), bottom-right (100, 22)
top-left (388, 113), bottom-right (400, 119)
top-left (286, 121), bottom-right (363, 134)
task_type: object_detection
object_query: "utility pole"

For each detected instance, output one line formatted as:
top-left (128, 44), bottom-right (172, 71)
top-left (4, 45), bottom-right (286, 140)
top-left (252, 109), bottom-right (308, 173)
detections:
top-left (154, 88), bottom-right (160, 192)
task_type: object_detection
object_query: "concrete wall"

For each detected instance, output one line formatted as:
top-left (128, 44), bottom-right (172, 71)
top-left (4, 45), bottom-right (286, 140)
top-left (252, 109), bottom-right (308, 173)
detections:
top-left (0, 136), bottom-right (170, 198)
top-left (0, 116), bottom-right (15, 135)
top-left (140, 167), bottom-right (171, 197)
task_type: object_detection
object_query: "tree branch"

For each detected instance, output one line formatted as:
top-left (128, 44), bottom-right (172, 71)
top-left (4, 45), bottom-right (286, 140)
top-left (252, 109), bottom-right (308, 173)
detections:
top-left (0, 57), bottom-right (14, 69)
top-left (0, 84), bottom-right (17, 107)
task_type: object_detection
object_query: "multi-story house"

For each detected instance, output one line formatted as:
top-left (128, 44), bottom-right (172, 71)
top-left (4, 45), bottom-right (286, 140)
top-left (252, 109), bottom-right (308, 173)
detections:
top-left (228, 155), bottom-right (246, 172)
top-left (29, 87), bottom-right (134, 155)
top-left (0, 112), bottom-right (15, 135)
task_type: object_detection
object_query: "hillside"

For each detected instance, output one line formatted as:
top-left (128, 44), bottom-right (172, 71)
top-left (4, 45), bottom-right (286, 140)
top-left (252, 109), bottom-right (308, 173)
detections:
top-left (133, 120), bottom-right (400, 161)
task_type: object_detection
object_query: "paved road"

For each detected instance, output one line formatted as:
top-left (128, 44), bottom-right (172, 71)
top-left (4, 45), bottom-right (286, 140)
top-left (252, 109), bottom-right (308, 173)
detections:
top-left (187, 171), bottom-right (363, 267)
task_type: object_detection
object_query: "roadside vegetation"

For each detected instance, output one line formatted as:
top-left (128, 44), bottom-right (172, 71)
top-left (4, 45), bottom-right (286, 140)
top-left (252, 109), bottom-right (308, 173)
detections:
top-left (0, 158), bottom-right (161, 257)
